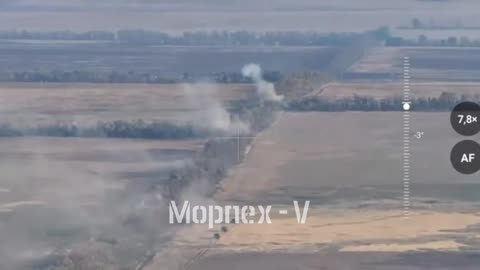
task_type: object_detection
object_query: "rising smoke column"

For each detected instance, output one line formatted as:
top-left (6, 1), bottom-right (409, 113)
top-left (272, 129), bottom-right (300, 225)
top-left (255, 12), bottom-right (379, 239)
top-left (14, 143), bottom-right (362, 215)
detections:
top-left (242, 63), bottom-right (284, 103)
top-left (182, 82), bottom-right (249, 135)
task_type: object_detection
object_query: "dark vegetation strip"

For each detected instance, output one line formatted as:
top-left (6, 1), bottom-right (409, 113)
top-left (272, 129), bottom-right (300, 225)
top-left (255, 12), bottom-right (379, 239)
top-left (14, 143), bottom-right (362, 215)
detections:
top-left (0, 120), bottom-right (211, 139)
top-left (386, 35), bottom-right (480, 47)
top-left (7, 70), bottom-right (283, 84)
top-left (0, 98), bottom-right (279, 140)
top-left (288, 92), bottom-right (477, 112)
top-left (389, 18), bottom-right (480, 47)
top-left (0, 28), bottom-right (389, 84)
top-left (0, 29), bottom-right (369, 46)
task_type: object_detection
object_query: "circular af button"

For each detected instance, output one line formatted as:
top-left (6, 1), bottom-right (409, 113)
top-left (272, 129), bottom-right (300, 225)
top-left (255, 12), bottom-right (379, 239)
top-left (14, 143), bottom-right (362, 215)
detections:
top-left (451, 140), bottom-right (480, 175)
top-left (450, 102), bottom-right (480, 136)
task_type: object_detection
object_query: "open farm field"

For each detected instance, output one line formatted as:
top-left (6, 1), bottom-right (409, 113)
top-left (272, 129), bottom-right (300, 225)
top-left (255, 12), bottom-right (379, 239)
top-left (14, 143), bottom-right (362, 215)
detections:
top-left (154, 111), bottom-right (480, 270)
top-left (0, 82), bottom-right (254, 126)
top-left (0, 42), bottom-right (337, 76)
top-left (349, 47), bottom-right (480, 82)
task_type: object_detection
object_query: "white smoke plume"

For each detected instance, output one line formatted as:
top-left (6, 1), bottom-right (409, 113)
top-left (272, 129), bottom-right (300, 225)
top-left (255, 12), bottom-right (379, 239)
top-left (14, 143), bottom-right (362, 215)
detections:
top-left (182, 82), bottom-right (249, 135)
top-left (242, 63), bottom-right (284, 103)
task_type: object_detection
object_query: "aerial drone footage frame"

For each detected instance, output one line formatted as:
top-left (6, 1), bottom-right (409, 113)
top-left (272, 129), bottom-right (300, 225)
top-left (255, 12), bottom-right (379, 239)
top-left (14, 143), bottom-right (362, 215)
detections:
top-left (2, 1), bottom-right (480, 270)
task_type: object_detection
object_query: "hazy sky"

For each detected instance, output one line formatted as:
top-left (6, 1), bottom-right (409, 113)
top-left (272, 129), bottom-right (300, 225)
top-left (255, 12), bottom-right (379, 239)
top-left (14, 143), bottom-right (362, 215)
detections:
top-left (1, 0), bottom-right (479, 33)
top-left (0, 0), bottom-right (459, 11)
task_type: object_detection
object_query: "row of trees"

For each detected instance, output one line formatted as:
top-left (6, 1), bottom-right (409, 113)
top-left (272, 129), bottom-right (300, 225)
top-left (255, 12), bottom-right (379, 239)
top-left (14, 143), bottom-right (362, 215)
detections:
top-left (386, 35), bottom-right (480, 47)
top-left (403, 18), bottom-right (480, 30)
top-left (288, 92), bottom-right (477, 112)
top-left (0, 30), bottom-right (115, 41)
top-left (0, 120), bottom-right (212, 139)
top-left (5, 70), bottom-right (283, 84)
top-left (116, 30), bottom-right (363, 46)
top-left (0, 28), bottom-right (387, 85)
top-left (0, 29), bottom-right (364, 46)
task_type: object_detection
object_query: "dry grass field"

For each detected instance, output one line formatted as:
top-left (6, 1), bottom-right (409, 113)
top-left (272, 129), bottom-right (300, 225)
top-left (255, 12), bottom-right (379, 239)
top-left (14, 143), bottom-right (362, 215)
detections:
top-left (0, 137), bottom-right (203, 211)
top-left (0, 136), bottom-right (204, 267)
top-left (159, 111), bottom-right (480, 269)
top-left (0, 83), bottom-right (254, 126)
top-left (0, 81), bottom-right (255, 268)
top-left (4, 47), bottom-right (480, 269)
top-left (192, 251), bottom-right (480, 270)
top-left (219, 112), bottom-right (478, 200)
top-left (350, 47), bottom-right (480, 82)
top-left (0, 43), bottom-right (337, 76)
top-left (349, 47), bottom-right (402, 74)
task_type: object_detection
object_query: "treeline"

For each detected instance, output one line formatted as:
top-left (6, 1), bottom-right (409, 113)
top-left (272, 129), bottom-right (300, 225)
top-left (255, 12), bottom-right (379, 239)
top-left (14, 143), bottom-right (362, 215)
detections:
top-left (0, 29), bottom-right (367, 46)
top-left (5, 70), bottom-right (283, 84)
top-left (399, 18), bottom-right (480, 30)
top-left (0, 99), bottom-right (279, 139)
top-left (288, 92), bottom-right (478, 112)
top-left (386, 35), bottom-right (480, 47)
top-left (0, 30), bottom-right (115, 41)
top-left (0, 120), bottom-right (213, 139)
top-left (116, 30), bottom-right (362, 46)
top-left (0, 27), bottom-right (387, 84)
